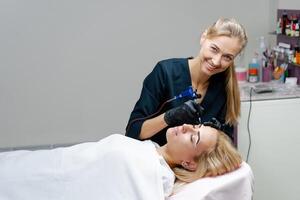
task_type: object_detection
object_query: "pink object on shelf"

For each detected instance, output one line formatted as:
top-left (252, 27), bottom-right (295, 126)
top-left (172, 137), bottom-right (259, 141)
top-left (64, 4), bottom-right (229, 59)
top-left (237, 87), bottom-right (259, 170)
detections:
top-left (262, 67), bottom-right (272, 82)
top-left (235, 68), bottom-right (247, 82)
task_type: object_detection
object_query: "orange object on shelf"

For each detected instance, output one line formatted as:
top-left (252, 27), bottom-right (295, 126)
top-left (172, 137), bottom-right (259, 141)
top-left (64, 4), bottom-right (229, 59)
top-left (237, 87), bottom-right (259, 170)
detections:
top-left (248, 68), bottom-right (258, 75)
top-left (296, 52), bottom-right (300, 64)
top-left (273, 66), bottom-right (285, 80)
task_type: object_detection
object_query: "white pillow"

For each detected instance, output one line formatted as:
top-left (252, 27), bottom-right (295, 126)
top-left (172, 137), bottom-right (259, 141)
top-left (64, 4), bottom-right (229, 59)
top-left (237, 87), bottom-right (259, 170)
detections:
top-left (167, 162), bottom-right (254, 200)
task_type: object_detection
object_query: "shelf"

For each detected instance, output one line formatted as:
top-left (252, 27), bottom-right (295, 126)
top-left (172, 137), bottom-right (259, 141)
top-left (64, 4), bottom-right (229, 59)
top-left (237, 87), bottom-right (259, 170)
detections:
top-left (276, 59), bottom-right (300, 67)
top-left (268, 31), bottom-right (277, 35)
top-left (269, 31), bottom-right (300, 38)
top-left (277, 34), bottom-right (300, 38)
top-left (276, 9), bottom-right (300, 83)
top-left (288, 62), bottom-right (300, 67)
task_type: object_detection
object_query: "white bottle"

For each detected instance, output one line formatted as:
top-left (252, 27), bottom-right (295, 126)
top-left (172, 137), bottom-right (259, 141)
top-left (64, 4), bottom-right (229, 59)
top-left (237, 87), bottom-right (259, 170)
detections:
top-left (295, 23), bottom-right (300, 37)
top-left (276, 18), bottom-right (282, 34)
top-left (258, 36), bottom-right (267, 82)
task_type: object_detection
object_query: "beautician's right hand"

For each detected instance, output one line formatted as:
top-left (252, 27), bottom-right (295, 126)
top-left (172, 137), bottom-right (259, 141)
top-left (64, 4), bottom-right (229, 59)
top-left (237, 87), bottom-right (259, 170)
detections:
top-left (164, 100), bottom-right (204, 127)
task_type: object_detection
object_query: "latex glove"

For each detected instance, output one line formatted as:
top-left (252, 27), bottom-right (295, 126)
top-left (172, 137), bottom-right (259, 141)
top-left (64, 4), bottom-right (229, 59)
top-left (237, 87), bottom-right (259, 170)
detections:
top-left (164, 100), bottom-right (204, 127)
top-left (203, 117), bottom-right (223, 130)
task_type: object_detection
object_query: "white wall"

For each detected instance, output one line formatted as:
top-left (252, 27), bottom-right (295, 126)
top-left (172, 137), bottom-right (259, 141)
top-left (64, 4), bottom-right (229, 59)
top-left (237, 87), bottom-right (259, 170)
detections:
top-left (0, 0), bottom-right (273, 148)
top-left (278, 0), bottom-right (300, 9)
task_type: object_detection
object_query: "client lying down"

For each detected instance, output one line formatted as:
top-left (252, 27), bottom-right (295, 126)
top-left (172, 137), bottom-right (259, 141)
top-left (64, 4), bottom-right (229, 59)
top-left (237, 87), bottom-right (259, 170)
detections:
top-left (0, 123), bottom-right (241, 200)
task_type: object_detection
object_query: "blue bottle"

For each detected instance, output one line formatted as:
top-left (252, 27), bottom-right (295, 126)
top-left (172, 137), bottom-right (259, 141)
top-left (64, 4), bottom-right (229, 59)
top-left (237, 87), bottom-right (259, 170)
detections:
top-left (248, 55), bottom-right (260, 83)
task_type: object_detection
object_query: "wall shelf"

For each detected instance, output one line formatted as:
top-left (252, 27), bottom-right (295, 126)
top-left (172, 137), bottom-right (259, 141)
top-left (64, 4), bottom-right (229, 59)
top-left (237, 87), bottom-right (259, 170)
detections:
top-left (289, 62), bottom-right (300, 67)
top-left (277, 9), bottom-right (300, 84)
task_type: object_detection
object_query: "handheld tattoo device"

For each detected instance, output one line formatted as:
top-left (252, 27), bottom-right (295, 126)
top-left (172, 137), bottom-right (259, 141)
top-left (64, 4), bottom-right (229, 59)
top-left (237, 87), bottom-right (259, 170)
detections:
top-left (126, 86), bottom-right (201, 133)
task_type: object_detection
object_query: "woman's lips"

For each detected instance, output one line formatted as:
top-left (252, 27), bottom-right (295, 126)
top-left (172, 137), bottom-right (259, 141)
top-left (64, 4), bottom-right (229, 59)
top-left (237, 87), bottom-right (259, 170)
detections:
top-left (205, 61), bottom-right (216, 72)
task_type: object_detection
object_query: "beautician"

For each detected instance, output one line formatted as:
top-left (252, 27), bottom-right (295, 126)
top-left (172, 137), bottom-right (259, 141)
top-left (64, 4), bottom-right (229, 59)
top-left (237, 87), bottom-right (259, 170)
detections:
top-left (126, 18), bottom-right (248, 146)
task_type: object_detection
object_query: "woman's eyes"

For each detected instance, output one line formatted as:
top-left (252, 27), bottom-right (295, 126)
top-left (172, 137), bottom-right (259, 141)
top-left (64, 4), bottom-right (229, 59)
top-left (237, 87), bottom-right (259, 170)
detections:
top-left (210, 46), bottom-right (233, 62)
top-left (210, 46), bottom-right (218, 53)
top-left (223, 55), bottom-right (233, 62)
top-left (191, 134), bottom-right (198, 146)
top-left (190, 134), bottom-right (194, 142)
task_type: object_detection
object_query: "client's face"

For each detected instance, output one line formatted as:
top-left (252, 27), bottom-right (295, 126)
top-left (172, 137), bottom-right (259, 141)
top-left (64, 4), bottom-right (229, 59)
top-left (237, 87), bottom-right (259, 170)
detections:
top-left (166, 124), bottom-right (218, 163)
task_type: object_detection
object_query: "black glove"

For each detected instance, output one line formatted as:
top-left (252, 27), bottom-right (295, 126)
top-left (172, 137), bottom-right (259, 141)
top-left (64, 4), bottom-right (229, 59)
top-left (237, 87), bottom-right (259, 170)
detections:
top-left (164, 100), bottom-right (204, 127)
top-left (203, 117), bottom-right (223, 131)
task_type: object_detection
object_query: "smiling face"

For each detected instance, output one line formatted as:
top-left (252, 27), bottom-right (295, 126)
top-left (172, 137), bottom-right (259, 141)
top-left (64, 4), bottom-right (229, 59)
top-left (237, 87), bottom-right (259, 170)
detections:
top-left (199, 35), bottom-right (241, 76)
top-left (165, 124), bottom-right (218, 169)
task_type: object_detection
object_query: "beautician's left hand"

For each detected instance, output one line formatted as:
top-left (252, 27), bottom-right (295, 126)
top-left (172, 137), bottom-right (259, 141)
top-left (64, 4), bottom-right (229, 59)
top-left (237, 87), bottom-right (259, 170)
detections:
top-left (203, 118), bottom-right (223, 131)
top-left (164, 100), bottom-right (204, 127)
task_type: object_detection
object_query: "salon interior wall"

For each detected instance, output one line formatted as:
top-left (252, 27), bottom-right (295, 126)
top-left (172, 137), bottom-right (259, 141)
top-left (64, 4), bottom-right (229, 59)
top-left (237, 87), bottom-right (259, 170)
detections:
top-left (0, 0), bottom-right (276, 148)
top-left (278, 0), bottom-right (300, 9)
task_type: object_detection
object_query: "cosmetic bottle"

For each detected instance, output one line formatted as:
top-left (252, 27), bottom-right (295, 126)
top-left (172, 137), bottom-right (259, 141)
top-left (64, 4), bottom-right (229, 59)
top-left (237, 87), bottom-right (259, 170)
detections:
top-left (248, 54), bottom-right (259, 83)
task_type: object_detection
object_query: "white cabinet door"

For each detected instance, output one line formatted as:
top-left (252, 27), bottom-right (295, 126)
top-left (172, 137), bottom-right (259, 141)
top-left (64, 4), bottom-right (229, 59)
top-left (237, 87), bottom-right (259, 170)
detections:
top-left (238, 98), bottom-right (300, 200)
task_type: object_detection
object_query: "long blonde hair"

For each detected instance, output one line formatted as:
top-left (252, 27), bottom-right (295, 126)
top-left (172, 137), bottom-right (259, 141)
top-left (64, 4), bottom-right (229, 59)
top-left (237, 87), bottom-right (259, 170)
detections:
top-left (173, 130), bottom-right (242, 183)
top-left (206, 18), bottom-right (248, 125)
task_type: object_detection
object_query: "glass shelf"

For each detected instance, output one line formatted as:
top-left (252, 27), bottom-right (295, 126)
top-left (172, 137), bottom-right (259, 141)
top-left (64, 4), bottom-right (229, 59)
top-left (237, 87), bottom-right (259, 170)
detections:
top-left (277, 33), bottom-right (300, 38)
top-left (288, 62), bottom-right (300, 67)
top-left (269, 31), bottom-right (300, 38)
top-left (277, 59), bottom-right (300, 67)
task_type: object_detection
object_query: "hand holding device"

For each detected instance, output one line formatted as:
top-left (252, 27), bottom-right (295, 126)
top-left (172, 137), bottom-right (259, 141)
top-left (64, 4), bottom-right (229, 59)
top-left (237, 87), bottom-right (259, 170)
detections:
top-left (203, 117), bottom-right (223, 130)
top-left (164, 100), bottom-right (204, 127)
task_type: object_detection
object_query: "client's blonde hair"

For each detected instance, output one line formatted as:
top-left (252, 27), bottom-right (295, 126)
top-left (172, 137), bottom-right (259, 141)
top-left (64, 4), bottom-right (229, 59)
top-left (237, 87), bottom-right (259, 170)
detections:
top-left (173, 130), bottom-right (242, 183)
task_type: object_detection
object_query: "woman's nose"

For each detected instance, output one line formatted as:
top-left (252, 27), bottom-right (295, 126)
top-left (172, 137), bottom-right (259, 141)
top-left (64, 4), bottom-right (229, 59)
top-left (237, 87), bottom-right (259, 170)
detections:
top-left (212, 54), bottom-right (222, 66)
top-left (182, 124), bottom-right (196, 133)
top-left (181, 124), bottom-right (190, 133)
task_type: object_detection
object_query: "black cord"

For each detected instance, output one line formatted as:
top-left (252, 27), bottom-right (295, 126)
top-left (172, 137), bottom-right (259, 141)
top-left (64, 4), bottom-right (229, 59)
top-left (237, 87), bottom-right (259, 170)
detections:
top-left (125, 97), bottom-right (175, 135)
top-left (246, 87), bottom-right (253, 163)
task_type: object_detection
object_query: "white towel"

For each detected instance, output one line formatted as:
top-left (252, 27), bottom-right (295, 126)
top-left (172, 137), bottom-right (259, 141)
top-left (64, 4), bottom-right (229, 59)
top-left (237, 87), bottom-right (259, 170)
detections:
top-left (0, 134), bottom-right (170, 200)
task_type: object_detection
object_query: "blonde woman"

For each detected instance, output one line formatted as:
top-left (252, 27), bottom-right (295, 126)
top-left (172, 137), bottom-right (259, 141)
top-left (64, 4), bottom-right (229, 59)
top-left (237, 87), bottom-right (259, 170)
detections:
top-left (0, 123), bottom-right (241, 200)
top-left (126, 18), bottom-right (248, 146)
top-left (170, 124), bottom-right (242, 183)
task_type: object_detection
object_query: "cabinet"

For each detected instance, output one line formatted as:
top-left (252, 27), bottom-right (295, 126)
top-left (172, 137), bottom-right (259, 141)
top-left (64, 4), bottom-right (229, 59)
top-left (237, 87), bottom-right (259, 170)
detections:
top-left (237, 97), bottom-right (300, 200)
top-left (276, 9), bottom-right (300, 84)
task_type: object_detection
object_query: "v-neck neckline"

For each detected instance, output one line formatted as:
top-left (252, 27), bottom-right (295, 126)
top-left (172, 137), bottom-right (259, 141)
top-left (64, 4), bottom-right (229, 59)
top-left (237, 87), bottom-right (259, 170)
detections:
top-left (185, 58), bottom-right (225, 108)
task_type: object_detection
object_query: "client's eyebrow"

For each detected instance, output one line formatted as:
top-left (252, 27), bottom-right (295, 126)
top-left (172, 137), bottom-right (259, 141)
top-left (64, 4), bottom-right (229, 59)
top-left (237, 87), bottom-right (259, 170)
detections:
top-left (196, 131), bottom-right (200, 145)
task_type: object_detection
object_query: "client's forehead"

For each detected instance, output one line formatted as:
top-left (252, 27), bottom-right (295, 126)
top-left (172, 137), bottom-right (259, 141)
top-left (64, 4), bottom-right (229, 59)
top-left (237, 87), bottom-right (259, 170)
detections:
top-left (199, 125), bottom-right (218, 149)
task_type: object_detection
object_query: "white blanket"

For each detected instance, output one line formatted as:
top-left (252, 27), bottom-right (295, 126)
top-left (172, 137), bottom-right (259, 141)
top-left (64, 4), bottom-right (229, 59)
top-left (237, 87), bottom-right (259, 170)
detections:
top-left (0, 134), bottom-right (167, 200)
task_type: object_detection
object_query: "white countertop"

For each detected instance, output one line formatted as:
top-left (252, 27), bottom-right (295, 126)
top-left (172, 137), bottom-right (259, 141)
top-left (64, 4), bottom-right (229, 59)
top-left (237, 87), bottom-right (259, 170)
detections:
top-left (239, 81), bottom-right (300, 102)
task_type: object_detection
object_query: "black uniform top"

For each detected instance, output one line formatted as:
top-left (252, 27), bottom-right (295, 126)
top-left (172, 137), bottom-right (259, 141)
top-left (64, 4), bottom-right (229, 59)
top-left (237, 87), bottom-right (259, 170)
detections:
top-left (126, 58), bottom-right (233, 146)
